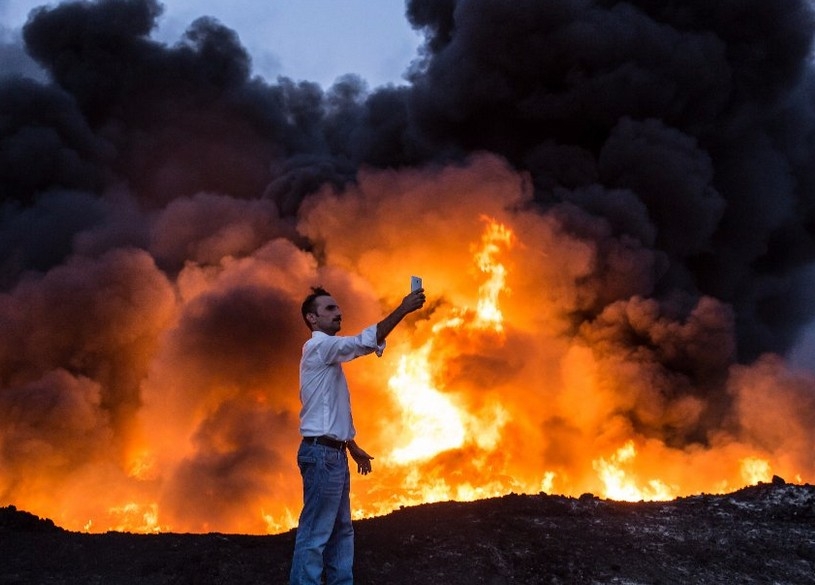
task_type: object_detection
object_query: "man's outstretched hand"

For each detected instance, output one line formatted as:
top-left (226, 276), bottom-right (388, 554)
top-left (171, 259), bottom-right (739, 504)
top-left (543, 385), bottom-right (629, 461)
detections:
top-left (401, 288), bottom-right (426, 313)
top-left (348, 441), bottom-right (374, 475)
top-left (376, 287), bottom-right (427, 344)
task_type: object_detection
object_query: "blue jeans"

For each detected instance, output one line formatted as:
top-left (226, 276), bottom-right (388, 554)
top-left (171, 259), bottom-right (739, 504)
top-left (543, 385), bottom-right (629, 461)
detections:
top-left (290, 441), bottom-right (354, 585)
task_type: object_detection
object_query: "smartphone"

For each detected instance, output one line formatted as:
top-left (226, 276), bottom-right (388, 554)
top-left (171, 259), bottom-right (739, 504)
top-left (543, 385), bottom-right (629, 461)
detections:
top-left (411, 276), bottom-right (422, 292)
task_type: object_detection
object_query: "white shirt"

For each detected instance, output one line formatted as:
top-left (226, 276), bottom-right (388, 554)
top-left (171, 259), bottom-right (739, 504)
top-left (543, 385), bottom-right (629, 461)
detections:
top-left (299, 324), bottom-right (385, 441)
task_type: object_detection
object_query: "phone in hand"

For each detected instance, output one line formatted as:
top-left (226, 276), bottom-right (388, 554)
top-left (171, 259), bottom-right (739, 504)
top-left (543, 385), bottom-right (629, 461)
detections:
top-left (411, 276), bottom-right (422, 292)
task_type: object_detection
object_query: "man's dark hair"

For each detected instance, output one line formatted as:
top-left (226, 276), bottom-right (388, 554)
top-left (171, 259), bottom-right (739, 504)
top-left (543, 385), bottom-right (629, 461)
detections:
top-left (301, 286), bottom-right (331, 330)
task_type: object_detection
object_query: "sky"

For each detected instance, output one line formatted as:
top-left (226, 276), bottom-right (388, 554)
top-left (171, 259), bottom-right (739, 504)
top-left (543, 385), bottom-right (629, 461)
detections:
top-left (0, 0), bottom-right (423, 88)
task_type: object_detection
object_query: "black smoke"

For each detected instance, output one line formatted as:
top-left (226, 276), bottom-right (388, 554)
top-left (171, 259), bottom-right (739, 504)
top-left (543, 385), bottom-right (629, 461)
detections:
top-left (2, 0), bottom-right (815, 530)
top-left (1, 0), bottom-right (812, 357)
top-left (404, 0), bottom-right (815, 359)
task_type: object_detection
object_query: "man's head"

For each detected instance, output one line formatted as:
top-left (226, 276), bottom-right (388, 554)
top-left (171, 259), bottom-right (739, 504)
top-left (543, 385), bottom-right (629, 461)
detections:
top-left (301, 286), bottom-right (342, 335)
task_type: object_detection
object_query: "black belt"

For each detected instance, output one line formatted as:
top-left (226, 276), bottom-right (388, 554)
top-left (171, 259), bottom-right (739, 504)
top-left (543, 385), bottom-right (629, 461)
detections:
top-left (303, 436), bottom-right (348, 450)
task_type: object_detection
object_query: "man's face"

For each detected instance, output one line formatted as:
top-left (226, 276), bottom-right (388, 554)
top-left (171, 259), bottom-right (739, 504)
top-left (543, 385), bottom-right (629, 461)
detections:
top-left (308, 295), bottom-right (342, 335)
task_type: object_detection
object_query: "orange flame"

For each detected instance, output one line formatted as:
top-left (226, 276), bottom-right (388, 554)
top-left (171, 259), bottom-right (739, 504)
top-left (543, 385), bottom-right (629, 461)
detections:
top-left (473, 215), bottom-right (515, 330)
top-left (740, 456), bottom-right (773, 485)
top-left (386, 217), bottom-right (513, 468)
top-left (2, 159), bottom-right (813, 533)
top-left (388, 346), bottom-right (466, 464)
top-left (592, 441), bottom-right (677, 502)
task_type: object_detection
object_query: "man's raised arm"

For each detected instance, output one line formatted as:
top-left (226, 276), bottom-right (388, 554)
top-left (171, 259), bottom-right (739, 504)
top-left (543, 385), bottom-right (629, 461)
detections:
top-left (376, 288), bottom-right (426, 345)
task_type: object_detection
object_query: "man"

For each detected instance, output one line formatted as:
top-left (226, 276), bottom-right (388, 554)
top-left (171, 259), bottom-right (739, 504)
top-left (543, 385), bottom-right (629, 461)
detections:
top-left (290, 285), bottom-right (426, 585)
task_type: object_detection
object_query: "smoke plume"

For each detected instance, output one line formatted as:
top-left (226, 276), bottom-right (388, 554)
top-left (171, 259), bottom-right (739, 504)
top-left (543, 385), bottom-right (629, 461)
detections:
top-left (1, 0), bottom-right (813, 533)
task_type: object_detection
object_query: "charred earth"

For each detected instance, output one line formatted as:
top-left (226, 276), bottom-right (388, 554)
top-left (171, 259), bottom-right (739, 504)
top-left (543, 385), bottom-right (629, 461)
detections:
top-left (2, 479), bottom-right (814, 585)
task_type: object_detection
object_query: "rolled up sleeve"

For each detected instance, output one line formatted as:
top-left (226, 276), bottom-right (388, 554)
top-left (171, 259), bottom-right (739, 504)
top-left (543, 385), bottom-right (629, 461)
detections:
top-left (360, 324), bottom-right (386, 357)
top-left (316, 324), bottom-right (385, 363)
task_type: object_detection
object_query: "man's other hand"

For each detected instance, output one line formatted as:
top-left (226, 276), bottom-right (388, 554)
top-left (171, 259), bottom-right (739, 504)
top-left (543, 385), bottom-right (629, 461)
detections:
top-left (348, 441), bottom-right (374, 475)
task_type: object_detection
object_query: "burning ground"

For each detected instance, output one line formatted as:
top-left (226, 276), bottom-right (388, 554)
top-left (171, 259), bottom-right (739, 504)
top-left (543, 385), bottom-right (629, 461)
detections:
top-left (2, 479), bottom-right (815, 584)
top-left (1, 0), bottom-right (815, 537)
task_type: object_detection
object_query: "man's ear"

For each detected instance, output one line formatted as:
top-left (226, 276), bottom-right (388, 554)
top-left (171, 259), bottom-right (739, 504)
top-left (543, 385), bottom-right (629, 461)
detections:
top-left (306, 312), bottom-right (317, 325)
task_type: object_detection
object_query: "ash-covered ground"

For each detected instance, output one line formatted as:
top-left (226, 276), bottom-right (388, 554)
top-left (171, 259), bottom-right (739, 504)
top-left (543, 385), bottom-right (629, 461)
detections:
top-left (2, 478), bottom-right (814, 585)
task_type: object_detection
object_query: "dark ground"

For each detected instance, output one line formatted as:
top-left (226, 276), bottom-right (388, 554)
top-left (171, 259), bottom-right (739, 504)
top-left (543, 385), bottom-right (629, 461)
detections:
top-left (2, 478), bottom-right (814, 584)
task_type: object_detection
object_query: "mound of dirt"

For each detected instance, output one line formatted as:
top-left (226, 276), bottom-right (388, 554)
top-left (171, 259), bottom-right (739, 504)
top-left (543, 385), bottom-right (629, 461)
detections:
top-left (2, 479), bottom-right (814, 584)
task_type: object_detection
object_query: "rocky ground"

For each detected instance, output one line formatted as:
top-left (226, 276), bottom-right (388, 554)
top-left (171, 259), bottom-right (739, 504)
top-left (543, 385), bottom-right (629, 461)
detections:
top-left (2, 478), bottom-right (814, 584)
